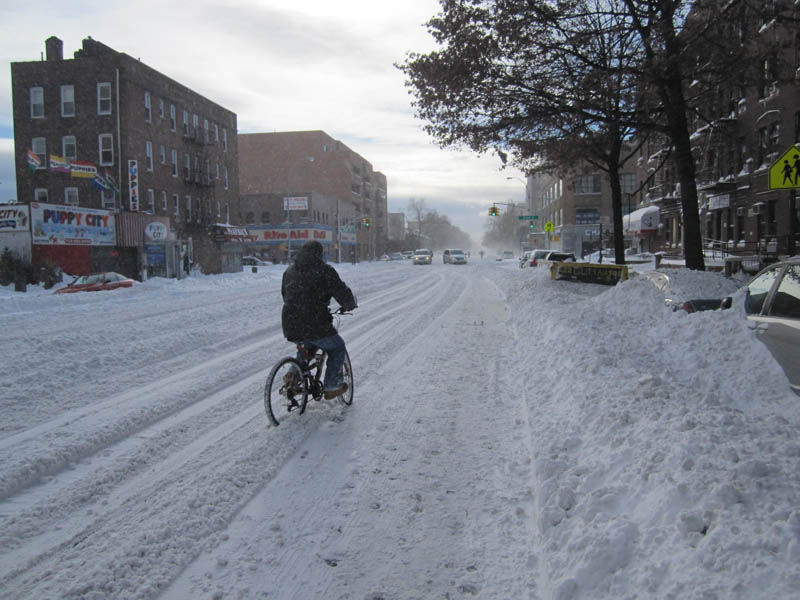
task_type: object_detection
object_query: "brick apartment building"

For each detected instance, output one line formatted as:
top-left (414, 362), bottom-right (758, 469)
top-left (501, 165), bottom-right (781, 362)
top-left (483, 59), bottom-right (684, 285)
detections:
top-left (238, 131), bottom-right (387, 263)
top-left (10, 36), bottom-right (242, 278)
top-left (527, 1), bottom-right (800, 262)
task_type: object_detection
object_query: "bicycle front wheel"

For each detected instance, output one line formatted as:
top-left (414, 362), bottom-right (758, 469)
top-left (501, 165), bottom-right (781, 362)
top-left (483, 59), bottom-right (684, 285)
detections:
top-left (265, 358), bottom-right (308, 426)
top-left (340, 351), bottom-right (354, 406)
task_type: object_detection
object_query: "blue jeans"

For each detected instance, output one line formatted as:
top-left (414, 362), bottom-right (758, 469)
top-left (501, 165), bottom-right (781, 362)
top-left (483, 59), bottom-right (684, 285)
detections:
top-left (302, 333), bottom-right (347, 390)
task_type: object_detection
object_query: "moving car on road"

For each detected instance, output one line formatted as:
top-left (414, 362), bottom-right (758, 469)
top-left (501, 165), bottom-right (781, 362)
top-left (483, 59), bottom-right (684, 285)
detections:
top-left (443, 249), bottom-right (468, 264)
top-left (412, 249), bottom-right (433, 265)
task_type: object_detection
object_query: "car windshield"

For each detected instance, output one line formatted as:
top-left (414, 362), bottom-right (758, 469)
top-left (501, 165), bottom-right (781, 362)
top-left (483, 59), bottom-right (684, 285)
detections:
top-left (74, 274), bottom-right (102, 285)
top-left (450, 250), bottom-right (464, 255)
top-left (746, 267), bottom-right (781, 314)
top-left (415, 250), bottom-right (431, 255)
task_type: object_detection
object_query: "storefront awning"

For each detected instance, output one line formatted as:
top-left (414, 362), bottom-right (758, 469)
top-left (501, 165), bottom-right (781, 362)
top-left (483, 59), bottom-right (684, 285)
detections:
top-left (623, 205), bottom-right (660, 234)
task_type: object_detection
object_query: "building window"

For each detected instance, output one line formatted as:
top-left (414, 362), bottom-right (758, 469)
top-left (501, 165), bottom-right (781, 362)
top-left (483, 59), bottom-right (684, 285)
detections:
top-left (147, 188), bottom-right (155, 213)
top-left (145, 141), bottom-right (153, 171)
top-left (101, 188), bottom-right (115, 210)
top-left (245, 211), bottom-right (255, 224)
top-left (261, 211), bottom-right (270, 223)
top-left (161, 190), bottom-right (167, 211)
top-left (30, 87), bottom-right (44, 119)
top-left (144, 91), bottom-right (152, 122)
top-left (226, 203), bottom-right (230, 224)
top-left (223, 129), bottom-right (228, 152)
top-left (99, 133), bottom-right (114, 165)
top-left (192, 114), bottom-right (199, 139)
top-left (62, 136), bottom-right (77, 161)
top-left (60, 85), bottom-right (75, 117)
top-left (171, 149), bottom-right (178, 177)
top-left (32, 137), bottom-right (46, 169)
top-left (184, 153), bottom-right (191, 180)
top-left (203, 119), bottom-right (209, 144)
top-left (214, 124), bottom-right (219, 142)
top-left (186, 196), bottom-right (192, 221)
top-left (182, 110), bottom-right (189, 136)
top-left (97, 82), bottom-right (112, 115)
top-left (620, 173), bottom-right (636, 194)
top-left (170, 104), bottom-right (176, 131)
top-left (576, 208), bottom-right (600, 224)
top-left (173, 194), bottom-right (180, 220)
top-left (224, 166), bottom-right (229, 189)
top-left (204, 160), bottom-right (210, 184)
top-left (159, 144), bottom-right (166, 164)
top-left (34, 188), bottom-right (48, 203)
top-left (574, 175), bottom-right (601, 194)
top-left (216, 200), bottom-right (221, 218)
top-left (65, 187), bottom-right (79, 206)
top-left (158, 98), bottom-right (164, 119)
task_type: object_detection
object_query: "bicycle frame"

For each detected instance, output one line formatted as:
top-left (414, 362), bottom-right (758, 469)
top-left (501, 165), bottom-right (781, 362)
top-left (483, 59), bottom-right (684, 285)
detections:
top-left (296, 343), bottom-right (328, 401)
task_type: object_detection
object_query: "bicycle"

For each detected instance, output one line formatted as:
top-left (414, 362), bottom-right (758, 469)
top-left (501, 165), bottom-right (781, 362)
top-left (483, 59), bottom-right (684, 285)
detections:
top-left (264, 309), bottom-right (354, 426)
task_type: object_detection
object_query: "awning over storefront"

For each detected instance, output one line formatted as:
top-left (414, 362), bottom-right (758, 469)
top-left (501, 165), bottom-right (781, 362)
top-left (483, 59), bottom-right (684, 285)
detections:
top-left (213, 224), bottom-right (256, 243)
top-left (623, 205), bottom-right (660, 234)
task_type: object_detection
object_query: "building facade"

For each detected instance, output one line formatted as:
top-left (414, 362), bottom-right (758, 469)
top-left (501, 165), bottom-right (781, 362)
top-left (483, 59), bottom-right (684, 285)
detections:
top-left (238, 131), bottom-right (387, 263)
top-left (11, 36), bottom-right (241, 278)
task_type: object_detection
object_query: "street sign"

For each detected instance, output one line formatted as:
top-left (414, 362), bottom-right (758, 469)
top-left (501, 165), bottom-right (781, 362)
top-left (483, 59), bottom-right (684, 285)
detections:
top-left (517, 215), bottom-right (539, 220)
top-left (283, 196), bottom-right (309, 211)
top-left (769, 144), bottom-right (800, 189)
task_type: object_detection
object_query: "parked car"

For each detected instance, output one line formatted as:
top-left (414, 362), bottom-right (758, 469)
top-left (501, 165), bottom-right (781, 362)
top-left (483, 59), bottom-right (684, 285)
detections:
top-left (390, 252), bottom-right (404, 261)
top-left (402, 251), bottom-right (414, 260)
top-left (647, 258), bottom-right (800, 393)
top-left (413, 249), bottom-right (433, 265)
top-left (379, 254), bottom-right (391, 261)
top-left (443, 249), bottom-right (468, 264)
top-left (523, 249), bottom-right (552, 267)
top-left (243, 256), bottom-right (268, 266)
top-left (519, 251), bottom-right (532, 268)
top-left (530, 251), bottom-right (576, 267)
top-left (54, 272), bottom-right (134, 294)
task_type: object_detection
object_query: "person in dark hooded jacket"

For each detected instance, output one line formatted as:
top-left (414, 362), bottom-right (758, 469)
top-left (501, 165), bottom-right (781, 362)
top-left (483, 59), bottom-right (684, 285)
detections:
top-left (281, 240), bottom-right (357, 399)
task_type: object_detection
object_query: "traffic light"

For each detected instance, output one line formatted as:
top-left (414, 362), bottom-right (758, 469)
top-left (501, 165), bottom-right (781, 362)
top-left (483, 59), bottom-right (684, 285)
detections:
top-left (529, 221), bottom-right (535, 229)
top-left (488, 205), bottom-right (499, 216)
top-left (364, 218), bottom-right (371, 228)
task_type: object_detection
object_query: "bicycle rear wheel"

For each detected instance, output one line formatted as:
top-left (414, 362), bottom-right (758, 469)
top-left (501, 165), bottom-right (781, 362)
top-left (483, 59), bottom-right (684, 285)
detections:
top-left (265, 358), bottom-right (308, 426)
top-left (339, 351), bottom-right (353, 406)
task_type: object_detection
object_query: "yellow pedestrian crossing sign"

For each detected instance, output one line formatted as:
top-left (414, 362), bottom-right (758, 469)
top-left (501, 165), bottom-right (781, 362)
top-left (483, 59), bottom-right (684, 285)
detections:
top-left (769, 144), bottom-right (800, 190)
top-left (544, 221), bottom-right (555, 233)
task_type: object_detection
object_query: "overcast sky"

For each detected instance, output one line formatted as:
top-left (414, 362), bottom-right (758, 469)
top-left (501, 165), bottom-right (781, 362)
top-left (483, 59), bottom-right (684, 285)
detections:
top-left (0, 0), bottom-right (528, 243)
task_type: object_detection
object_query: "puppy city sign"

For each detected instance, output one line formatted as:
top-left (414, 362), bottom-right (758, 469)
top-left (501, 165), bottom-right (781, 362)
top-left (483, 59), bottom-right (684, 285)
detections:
top-left (769, 145), bottom-right (800, 190)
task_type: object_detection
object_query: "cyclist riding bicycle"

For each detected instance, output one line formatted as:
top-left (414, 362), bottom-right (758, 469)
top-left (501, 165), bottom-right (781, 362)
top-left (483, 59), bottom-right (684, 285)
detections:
top-left (281, 240), bottom-right (357, 399)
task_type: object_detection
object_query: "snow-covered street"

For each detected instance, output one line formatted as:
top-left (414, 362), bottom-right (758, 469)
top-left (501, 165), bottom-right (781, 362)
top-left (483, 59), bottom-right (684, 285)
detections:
top-left (1, 259), bottom-right (798, 599)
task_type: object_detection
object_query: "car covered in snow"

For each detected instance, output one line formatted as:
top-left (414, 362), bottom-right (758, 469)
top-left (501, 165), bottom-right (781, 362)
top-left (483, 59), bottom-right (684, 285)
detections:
top-left (442, 249), bottom-right (467, 264)
top-left (54, 272), bottom-right (134, 294)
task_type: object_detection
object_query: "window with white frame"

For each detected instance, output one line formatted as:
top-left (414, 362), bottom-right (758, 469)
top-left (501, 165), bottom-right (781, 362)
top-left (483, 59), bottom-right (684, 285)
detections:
top-left (62, 135), bottom-right (77, 161)
top-left (61, 85), bottom-right (75, 117)
top-left (185, 196), bottom-right (192, 221)
top-left (192, 114), bottom-right (199, 138)
top-left (214, 124), bottom-right (219, 142)
top-left (216, 162), bottom-right (220, 179)
top-left (99, 134), bottom-right (114, 165)
top-left (225, 202), bottom-right (230, 223)
top-left (182, 110), bottom-right (189, 136)
top-left (32, 137), bottom-right (46, 169)
top-left (161, 190), bottom-right (167, 211)
top-left (223, 128), bottom-right (228, 152)
top-left (144, 91), bottom-right (152, 122)
top-left (173, 194), bottom-right (180, 220)
top-left (171, 149), bottom-right (178, 177)
top-left (158, 98), bottom-right (164, 119)
top-left (170, 104), bottom-right (176, 131)
top-left (147, 188), bottom-right (155, 213)
top-left (34, 188), bottom-right (48, 203)
top-left (620, 173), bottom-right (637, 195)
top-left (159, 144), bottom-right (166, 164)
top-left (145, 141), bottom-right (153, 171)
top-left (217, 200), bottom-right (221, 218)
top-left (183, 153), bottom-right (191, 180)
top-left (65, 187), bottom-right (79, 206)
top-left (203, 119), bottom-right (209, 143)
top-left (224, 166), bottom-right (229, 189)
top-left (102, 188), bottom-right (116, 210)
top-left (97, 82), bottom-right (112, 115)
top-left (30, 87), bottom-right (44, 119)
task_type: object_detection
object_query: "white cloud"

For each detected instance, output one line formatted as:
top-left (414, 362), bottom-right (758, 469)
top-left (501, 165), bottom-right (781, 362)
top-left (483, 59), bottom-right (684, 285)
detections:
top-left (0, 0), bottom-right (527, 231)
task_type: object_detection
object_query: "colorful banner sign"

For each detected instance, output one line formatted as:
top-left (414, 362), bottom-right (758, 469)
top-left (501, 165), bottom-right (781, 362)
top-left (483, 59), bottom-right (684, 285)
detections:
top-left (128, 160), bottom-right (139, 211)
top-left (70, 160), bottom-right (97, 179)
top-left (0, 205), bottom-right (30, 232)
top-left (30, 202), bottom-right (115, 246)
top-left (49, 154), bottom-right (70, 174)
top-left (27, 149), bottom-right (42, 171)
top-left (283, 196), bottom-right (309, 211)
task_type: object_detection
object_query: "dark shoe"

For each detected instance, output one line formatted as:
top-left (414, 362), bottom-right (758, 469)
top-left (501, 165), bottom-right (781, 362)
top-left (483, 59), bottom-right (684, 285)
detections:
top-left (323, 383), bottom-right (348, 400)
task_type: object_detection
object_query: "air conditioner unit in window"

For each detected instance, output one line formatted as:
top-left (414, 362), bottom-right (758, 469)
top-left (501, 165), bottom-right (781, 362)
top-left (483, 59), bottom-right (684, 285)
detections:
top-left (749, 204), bottom-right (763, 216)
top-left (736, 207), bottom-right (746, 216)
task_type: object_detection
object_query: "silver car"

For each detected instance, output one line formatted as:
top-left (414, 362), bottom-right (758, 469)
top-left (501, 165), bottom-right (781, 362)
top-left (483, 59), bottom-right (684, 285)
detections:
top-left (443, 249), bottom-right (467, 264)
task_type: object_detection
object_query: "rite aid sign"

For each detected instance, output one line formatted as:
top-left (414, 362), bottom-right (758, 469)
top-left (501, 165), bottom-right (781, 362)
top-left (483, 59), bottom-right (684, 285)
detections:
top-left (145, 221), bottom-right (168, 241)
